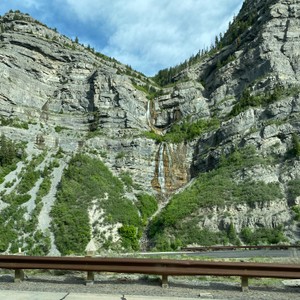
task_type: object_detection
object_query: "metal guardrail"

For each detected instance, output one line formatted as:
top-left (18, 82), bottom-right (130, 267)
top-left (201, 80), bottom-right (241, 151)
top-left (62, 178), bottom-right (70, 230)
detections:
top-left (1, 255), bottom-right (300, 291)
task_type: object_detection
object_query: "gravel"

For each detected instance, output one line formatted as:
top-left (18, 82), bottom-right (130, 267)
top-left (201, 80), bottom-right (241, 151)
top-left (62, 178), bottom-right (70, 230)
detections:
top-left (0, 271), bottom-right (300, 299)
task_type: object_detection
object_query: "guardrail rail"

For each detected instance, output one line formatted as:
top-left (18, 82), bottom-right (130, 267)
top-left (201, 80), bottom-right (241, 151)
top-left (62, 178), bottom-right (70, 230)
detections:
top-left (1, 255), bottom-right (300, 291)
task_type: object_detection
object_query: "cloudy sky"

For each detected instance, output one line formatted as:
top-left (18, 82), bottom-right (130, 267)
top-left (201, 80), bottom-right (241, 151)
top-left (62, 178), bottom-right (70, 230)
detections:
top-left (0, 0), bottom-right (244, 76)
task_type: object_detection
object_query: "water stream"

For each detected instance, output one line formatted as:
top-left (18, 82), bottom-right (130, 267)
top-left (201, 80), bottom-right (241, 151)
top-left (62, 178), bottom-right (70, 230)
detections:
top-left (157, 143), bottom-right (166, 194)
top-left (146, 100), bottom-right (151, 127)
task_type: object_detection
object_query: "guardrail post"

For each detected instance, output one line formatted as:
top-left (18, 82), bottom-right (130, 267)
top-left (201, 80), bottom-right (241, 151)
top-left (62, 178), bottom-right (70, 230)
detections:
top-left (85, 251), bottom-right (95, 286)
top-left (161, 274), bottom-right (168, 288)
top-left (241, 276), bottom-right (249, 292)
top-left (14, 269), bottom-right (24, 283)
top-left (86, 271), bottom-right (94, 286)
top-left (14, 248), bottom-right (25, 282)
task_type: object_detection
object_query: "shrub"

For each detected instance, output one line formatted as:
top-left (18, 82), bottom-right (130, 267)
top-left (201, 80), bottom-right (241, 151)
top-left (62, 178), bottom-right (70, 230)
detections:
top-left (229, 85), bottom-right (300, 117)
top-left (291, 134), bottom-right (300, 157)
top-left (144, 118), bottom-right (220, 143)
top-left (118, 225), bottom-right (140, 251)
top-left (0, 134), bottom-right (20, 167)
top-left (287, 178), bottom-right (300, 203)
top-left (136, 193), bottom-right (158, 221)
top-left (17, 169), bottom-right (40, 194)
top-left (2, 193), bottom-right (31, 205)
top-left (240, 226), bottom-right (287, 245)
top-left (51, 153), bottom-right (141, 254)
top-left (54, 125), bottom-right (67, 133)
top-left (116, 152), bottom-right (126, 159)
top-left (292, 206), bottom-right (300, 222)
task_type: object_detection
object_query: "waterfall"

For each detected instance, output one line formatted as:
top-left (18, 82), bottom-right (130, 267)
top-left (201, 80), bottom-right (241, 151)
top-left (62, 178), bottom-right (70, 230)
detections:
top-left (158, 143), bottom-right (166, 194)
top-left (165, 143), bottom-right (172, 173)
top-left (146, 100), bottom-right (151, 127)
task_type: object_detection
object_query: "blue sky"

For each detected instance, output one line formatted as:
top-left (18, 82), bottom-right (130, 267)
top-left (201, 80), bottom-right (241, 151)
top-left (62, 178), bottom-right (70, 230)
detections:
top-left (0, 0), bottom-right (244, 76)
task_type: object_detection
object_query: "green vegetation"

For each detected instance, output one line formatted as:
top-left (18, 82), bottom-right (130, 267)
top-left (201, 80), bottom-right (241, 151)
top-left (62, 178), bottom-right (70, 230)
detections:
top-left (118, 225), bottom-right (140, 251)
top-left (240, 226), bottom-right (287, 245)
top-left (0, 134), bottom-right (20, 167)
top-left (16, 152), bottom-right (46, 194)
top-left (144, 118), bottom-right (220, 143)
top-left (292, 206), bottom-right (300, 222)
top-left (2, 193), bottom-right (31, 205)
top-left (229, 87), bottom-right (281, 117)
top-left (86, 129), bottom-right (104, 139)
top-left (291, 134), bottom-right (300, 157)
top-left (54, 125), bottom-right (68, 133)
top-left (221, 11), bottom-right (257, 48)
top-left (0, 152), bottom-right (57, 255)
top-left (131, 80), bottom-right (163, 100)
top-left (148, 146), bottom-right (283, 250)
top-left (115, 151), bottom-right (126, 159)
top-left (1, 117), bottom-right (29, 129)
top-left (216, 54), bottom-right (236, 70)
top-left (229, 85), bottom-right (300, 117)
top-left (0, 199), bottom-right (51, 255)
top-left (287, 178), bottom-right (300, 203)
top-left (120, 171), bottom-right (134, 192)
top-left (24, 230), bottom-right (51, 256)
top-left (136, 193), bottom-right (158, 223)
top-left (51, 154), bottom-right (141, 254)
top-left (0, 134), bottom-right (24, 184)
top-left (0, 205), bottom-right (26, 252)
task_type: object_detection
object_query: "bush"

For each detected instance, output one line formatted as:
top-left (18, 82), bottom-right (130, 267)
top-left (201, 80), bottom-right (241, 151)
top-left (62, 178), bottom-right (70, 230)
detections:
top-left (17, 169), bottom-right (40, 194)
top-left (0, 134), bottom-right (24, 169)
top-left (291, 134), bottom-right (300, 157)
top-left (229, 85), bottom-right (300, 117)
top-left (287, 178), bottom-right (300, 203)
top-left (136, 193), bottom-right (158, 221)
top-left (144, 118), bottom-right (220, 143)
top-left (292, 206), bottom-right (300, 222)
top-left (54, 125), bottom-right (67, 133)
top-left (240, 226), bottom-right (287, 245)
top-left (2, 193), bottom-right (31, 205)
top-left (118, 225), bottom-right (140, 251)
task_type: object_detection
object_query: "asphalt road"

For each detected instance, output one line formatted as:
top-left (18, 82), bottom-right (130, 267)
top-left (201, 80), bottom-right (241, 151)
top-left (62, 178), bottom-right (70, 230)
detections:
top-left (187, 248), bottom-right (300, 259)
top-left (137, 248), bottom-right (300, 259)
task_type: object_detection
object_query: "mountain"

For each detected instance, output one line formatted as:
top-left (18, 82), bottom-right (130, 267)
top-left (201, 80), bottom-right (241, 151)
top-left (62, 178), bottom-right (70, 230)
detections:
top-left (0, 0), bottom-right (300, 255)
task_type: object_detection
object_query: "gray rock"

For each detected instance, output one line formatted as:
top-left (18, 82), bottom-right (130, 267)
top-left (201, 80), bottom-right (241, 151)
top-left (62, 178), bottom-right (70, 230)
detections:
top-left (2, 1), bottom-right (300, 252)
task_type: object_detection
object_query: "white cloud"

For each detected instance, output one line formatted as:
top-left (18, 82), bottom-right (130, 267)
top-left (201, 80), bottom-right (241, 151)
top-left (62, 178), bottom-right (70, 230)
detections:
top-left (1, 0), bottom-right (244, 75)
top-left (21, 0), bottom-right (41, 9)
top-left (65, 0), bottom-right (243, 75)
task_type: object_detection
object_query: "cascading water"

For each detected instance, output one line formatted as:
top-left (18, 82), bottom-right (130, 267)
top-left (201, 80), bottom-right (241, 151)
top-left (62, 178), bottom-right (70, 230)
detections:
top-left (146, 100), bottom-right (151, 127)
top-left (156, 143), bottom-right (175, 195)
top-left (157, 143), bottom-right (166, 194)
top-left (165, 143), bottom-right (172, 177)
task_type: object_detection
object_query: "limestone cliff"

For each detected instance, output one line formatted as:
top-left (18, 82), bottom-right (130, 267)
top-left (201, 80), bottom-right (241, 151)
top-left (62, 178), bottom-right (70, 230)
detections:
top-left (0, 0), bottom-right (300, 254)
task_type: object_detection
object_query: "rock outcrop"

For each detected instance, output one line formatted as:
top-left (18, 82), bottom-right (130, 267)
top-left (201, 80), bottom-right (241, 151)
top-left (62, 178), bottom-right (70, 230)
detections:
top-left (1, 0), bottom-right (300, 254)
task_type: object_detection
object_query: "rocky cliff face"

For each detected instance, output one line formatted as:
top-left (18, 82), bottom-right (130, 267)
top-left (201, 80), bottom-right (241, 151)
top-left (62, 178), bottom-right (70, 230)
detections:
top-left (0, 12), bottom-right (194, 195)
top-left (1, 0), bottom-right (300, 255)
